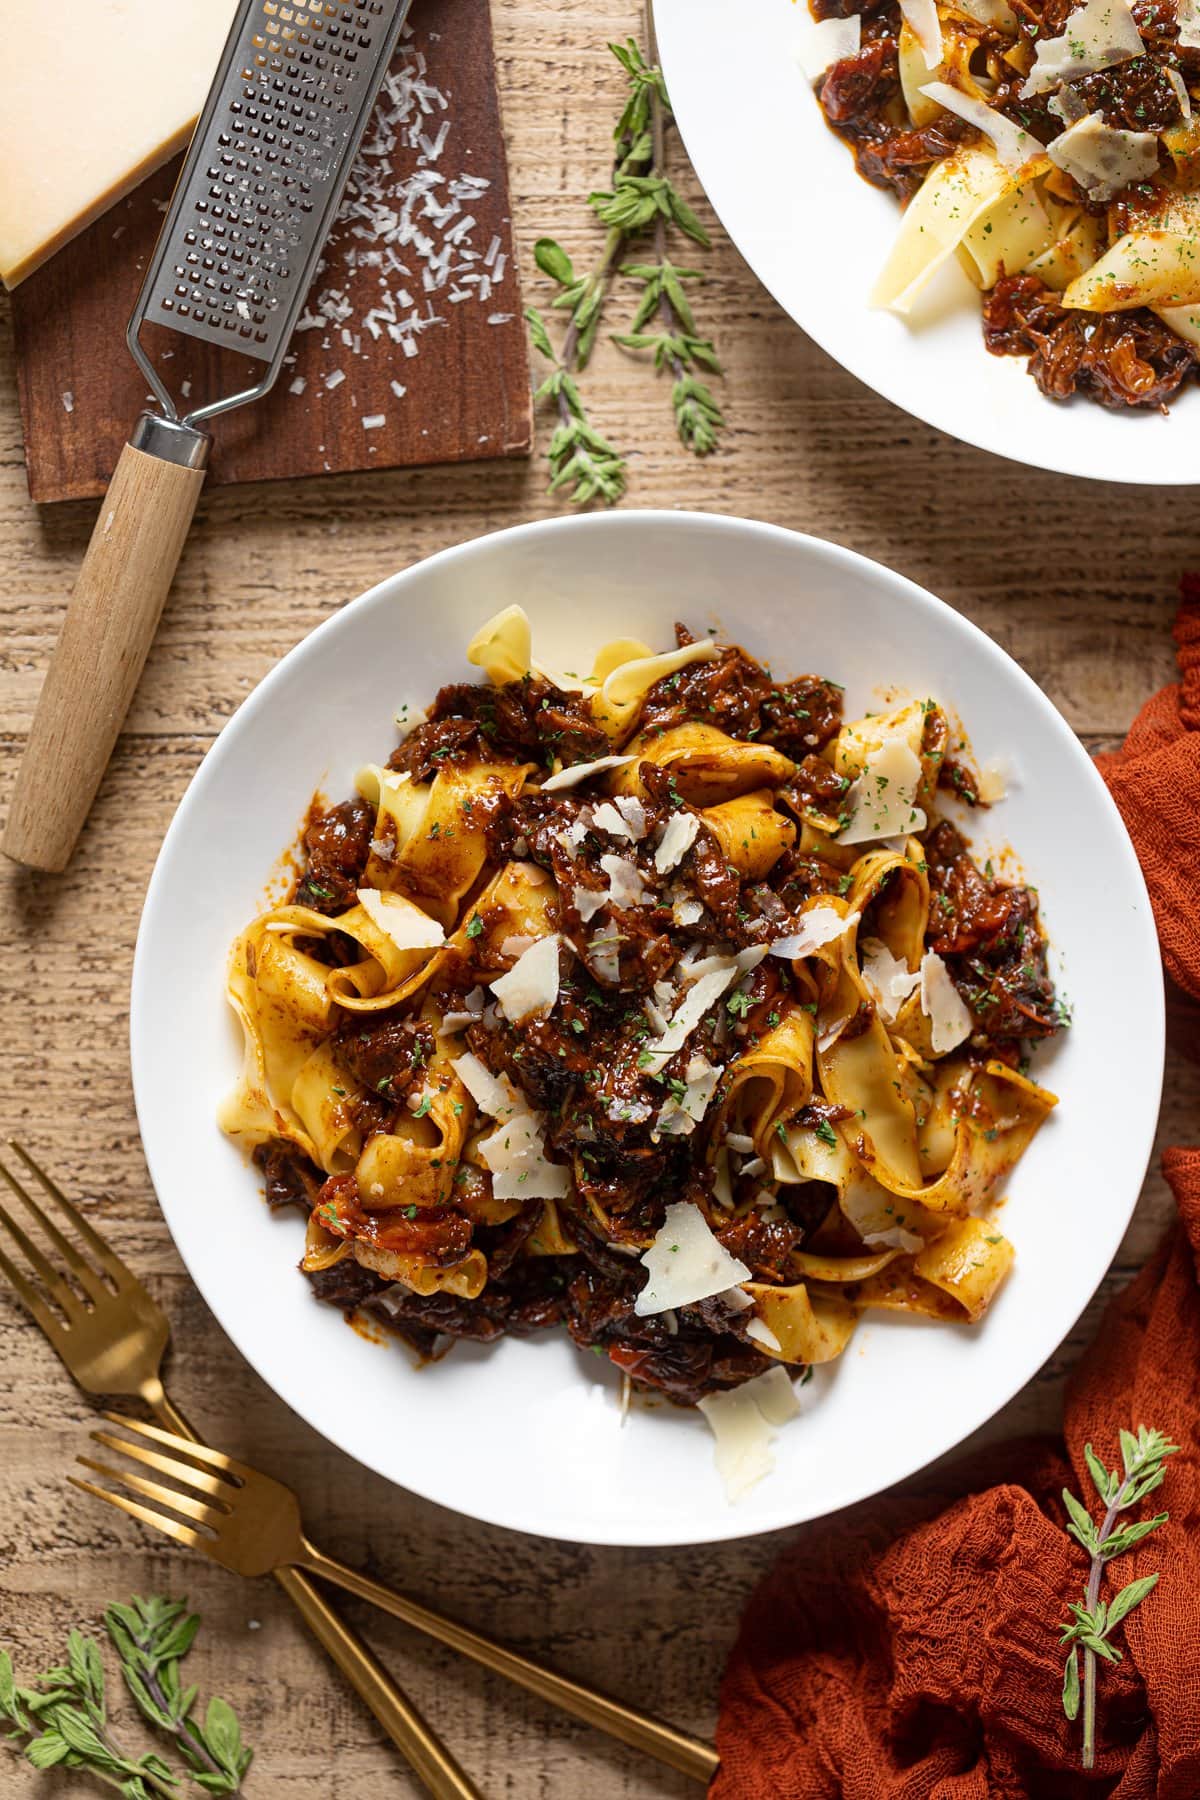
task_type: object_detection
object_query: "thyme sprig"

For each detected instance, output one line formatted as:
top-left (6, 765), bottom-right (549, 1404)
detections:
top-left (526, 28), bottom-right (724, 503)
top-left (607, 36), bottom-right (725, 456)
top-left (1059, 1425), bottom-right (1178, 1769)
top-left (1, 1597), bottom-right (251, 1796)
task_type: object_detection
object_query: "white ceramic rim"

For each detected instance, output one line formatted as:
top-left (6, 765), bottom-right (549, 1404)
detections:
top-left (130, 511), bottom-right (1165, 1544)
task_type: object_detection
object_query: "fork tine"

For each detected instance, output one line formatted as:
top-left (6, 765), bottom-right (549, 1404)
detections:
top-left (0, 1152), bottom-right (109, 1302)
top-left (6, 1141), bottom-right (132, 1287)
top-left (0, 1238), bottom-right (60, 1338)
top-left (76, 1454), bottom-right (226, 1530)
top-left (90, 1426), bottom-right (235, 1504)
top-left (69, 1475), bottom-right (205, 1554)
top-left (98, 1410), bottom-right (247, 1479)
top-left (0, 1194), bottom-right (80, 1316)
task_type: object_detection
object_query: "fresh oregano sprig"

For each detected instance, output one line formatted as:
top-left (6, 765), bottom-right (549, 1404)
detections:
top-left (526, 24), bottom-right (724, 503)
top-left (604, 31), bottom-right (725, 458)
top-left (1, 1598), bottom-right (251, 1796)
top-left (525, 304), bottom-right (627, 507)
top-left (105, 1597), bottom-right (251, 1795)
top-left (1059, 1425), bottom-right (1178, 1770)
top-left (0, 1629), bottom-right (178, 1797)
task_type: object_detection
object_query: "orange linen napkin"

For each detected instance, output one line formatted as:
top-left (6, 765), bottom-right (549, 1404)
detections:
top-left (714, 600), bottom-right (1200, 1800)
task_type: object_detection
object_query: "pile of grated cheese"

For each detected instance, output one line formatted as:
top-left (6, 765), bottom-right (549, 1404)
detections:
top-left (284, 32), bottom-right (512, 433)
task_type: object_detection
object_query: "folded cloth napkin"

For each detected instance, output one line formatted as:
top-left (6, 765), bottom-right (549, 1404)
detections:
top-left (714, 599), bottom-right (1200, 1800)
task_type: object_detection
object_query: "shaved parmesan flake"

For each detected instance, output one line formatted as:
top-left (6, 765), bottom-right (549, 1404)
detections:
top-left (449, 1053), bottom-right (520, 1119)
top-left (725, 1132), bottom-right (757, 1155)
top-left (588, 927), bottom-right (623, 984)
top-left (864, 1224), bottom-right (926, 1254)
top-left (793, 13), bottom-right (861, 79)
top-left (1165, 66), bottom-right (1192, 119)
top-left (1021, 0), bottom-right (1143, 96)
top-left (978, 755), bottom-right (1014, 804)
top-left (572, 883), bottom-right (608, 923)
top-left (600, 639), bottom-right (719, 707)
top-left (1046, 111), bottom-right (1159, 201)
top-left (500, 934), bottom-right (535, 960)
top-left (394, 701), bottom-right (428, 739)
top-left (920, 81), bottom-right (1044, 171)
top-left (478, 1111), bottom-right (570, 1200)
top-left (673, 897), bottom-right (704, 927)
top-left (489, 934), bottom-right (560, 1024)
top-left (770, 905), bottom-right (860, 959)
top-left (642, 955), bottom-right (758, 1076)
top-left (634, 1201), bottom-right (751, 1316)
top-left (838, 739), bottom-right (927, 845)
top-left (1180, 0), bottom-right (1200, 49)
top-left (698, 1367), bottom-right (800, 1503)
top-left (599, 853), bottom-right (649, 910)
top-left (655, 811), bottom-right (701, 873)
top-left (614, 795), bottom-right (648, 839)
top-left (920, 951), bottom-right (974, 1053)
top-left (541, 753), bottom-right (636, 792)
top-left (654, 1055), bottom-right (722, 1138)
top-left (746, 1317), bottom-right (783, 1354)
top-left (355, 888), bottom-right (444, 951)
top-left (592, 801), bottom-right (637, 840)
top-left (1049, 84), bottom-right (1090, 125)
top-left (901, 0), bottom-right (944, 68)
top-left (860, 937), bottom-right (921, 1022)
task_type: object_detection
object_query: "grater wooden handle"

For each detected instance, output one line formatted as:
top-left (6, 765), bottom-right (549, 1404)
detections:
top-left (3, 416), bottom-right (209, 872)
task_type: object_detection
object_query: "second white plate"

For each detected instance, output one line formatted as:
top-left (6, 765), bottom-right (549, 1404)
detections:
top-left (655, 0), bottom-right (1198, 484)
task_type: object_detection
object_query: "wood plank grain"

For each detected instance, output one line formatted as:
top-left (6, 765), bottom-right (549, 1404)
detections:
top-left (10, 0), bottom-right (531, 503)
top-left (0, 1), bottom-right (1197, 1794)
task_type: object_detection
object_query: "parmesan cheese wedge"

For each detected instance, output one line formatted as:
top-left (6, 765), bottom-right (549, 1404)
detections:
top-left (0, 0), bottom-right (239, 289)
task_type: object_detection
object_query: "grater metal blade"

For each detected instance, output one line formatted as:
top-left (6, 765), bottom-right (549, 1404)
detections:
top-left (128, 0), bottom-right (413, 428)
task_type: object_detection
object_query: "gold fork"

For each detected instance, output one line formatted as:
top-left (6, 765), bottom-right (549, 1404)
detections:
top-left (71, 1411), bottom-right (718, 1782)
top-left (0, 1141), bottom-right (481, 1800)
top-left (0, 1143), bottom-right (720, 1784)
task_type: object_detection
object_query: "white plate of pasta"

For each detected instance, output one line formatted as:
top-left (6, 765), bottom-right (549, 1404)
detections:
top-left (655, 0), bottom-right (1200, 483)
top-left (131, 512), bottom-right (1163, 1544)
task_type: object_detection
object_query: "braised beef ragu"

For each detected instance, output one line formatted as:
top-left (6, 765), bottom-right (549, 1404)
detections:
top-left (982, 274), bottom-right (1198, 409)
top-left (260, 629), bottom-right (1065, 1404)
top-left (294, 796), bottom-right (374, 913)
top-left (809, 0), bottom-right (1200, 409)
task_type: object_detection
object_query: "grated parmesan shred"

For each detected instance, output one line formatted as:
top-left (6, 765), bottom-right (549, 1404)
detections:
top-left (288, 35), bottom-right (510, 406)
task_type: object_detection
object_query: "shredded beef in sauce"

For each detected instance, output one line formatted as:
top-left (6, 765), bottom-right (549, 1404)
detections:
top-left (270, 629), bottom-right (1064, 1402)
top-left (810, 0), bottom-right (1200, 409)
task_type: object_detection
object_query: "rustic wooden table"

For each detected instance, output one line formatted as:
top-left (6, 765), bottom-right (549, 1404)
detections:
top-left (1, 2), bottom-right (1197, 1794)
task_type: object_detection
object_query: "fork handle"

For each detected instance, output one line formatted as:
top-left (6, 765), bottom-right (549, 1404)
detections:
top-left (147, 1389), bottom-right (483, 1800)
top-left (297, 1540), bottom-right (719, 1785)
top-left (272, 1567), bottom-right (484, 1800)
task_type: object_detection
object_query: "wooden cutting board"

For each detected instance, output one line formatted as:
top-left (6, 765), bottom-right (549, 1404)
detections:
top-left (10, 0), bottom-right (531, 504)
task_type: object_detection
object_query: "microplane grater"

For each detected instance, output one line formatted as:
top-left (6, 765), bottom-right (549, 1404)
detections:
top-left (130, 0), bottom-right (414, 429)
top-left (3, 0), bottom-right (415, 876)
